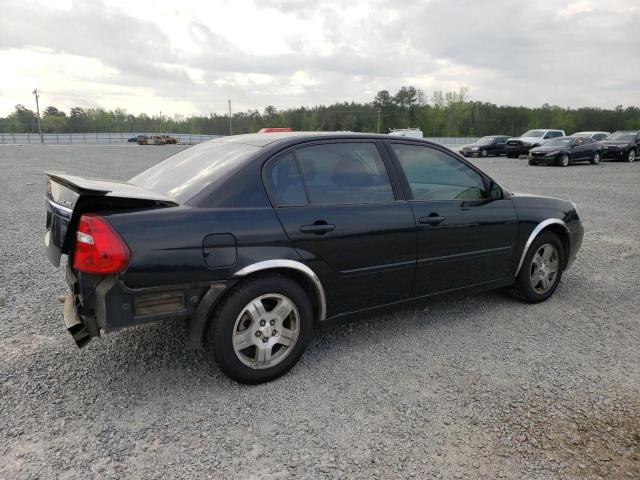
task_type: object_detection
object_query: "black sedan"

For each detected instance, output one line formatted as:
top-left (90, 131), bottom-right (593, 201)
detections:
top-left (459, 135), bottom-right (510, 157)
top-left (600, 130), bottom-right (639, 162)
top-left (128, 134), bottom-right (148, 143)
top-left (44, 133), bottom-right (584, 384)
top-left (528, 136), bottom-right (602, 167)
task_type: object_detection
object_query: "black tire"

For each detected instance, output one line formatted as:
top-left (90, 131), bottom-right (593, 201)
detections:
top-left (204, 274), bottom-right (313, 384)
top-left (627, 149), bottom-right (636, 163)
top-left (528, 160), bottom-right (536, 166)
top-left (511, 231), bottom-right (565, 304)
top-left (590, 151), bottom-right (601, 165)
top-left (506, 153), bottom-right (514, 158)
top-left (557, 154), bottom-right (569, 167)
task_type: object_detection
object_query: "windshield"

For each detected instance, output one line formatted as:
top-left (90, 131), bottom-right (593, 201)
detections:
top-left (606, 132), bottom-right (636, 141)
top-left (544, 138), bottom-right (572, 147)
top-left (477, 136), bottom-right (495, 144)
top-left (521, 130), bottom-right (545, 138)
top-left (130, 141), bottom-right (260, 202)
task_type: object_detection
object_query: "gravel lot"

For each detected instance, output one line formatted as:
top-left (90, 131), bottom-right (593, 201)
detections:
top-left (1, 144), bottom-right (638, 479)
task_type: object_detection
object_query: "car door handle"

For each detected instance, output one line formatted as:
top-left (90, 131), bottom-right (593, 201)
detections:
top-left (300, 223), bottom-right (335, 234)
top-left (419, 215), bottom-right (445, 226)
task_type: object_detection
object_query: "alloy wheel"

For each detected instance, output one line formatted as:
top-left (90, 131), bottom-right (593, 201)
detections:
top-left (529, 243), bottom-right (560, 294)
top-left (232, 293), bottom-right (300, 370)
top-left (628, 150), bottom-right (636, 163)
top-left (481, 149), bottom-right (488, 157)
top-left (592, 152), bottom-right (600, 165)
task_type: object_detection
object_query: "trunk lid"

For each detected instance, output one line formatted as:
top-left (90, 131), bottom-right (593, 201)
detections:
top-left (45, 172), bottom-right (178, 267)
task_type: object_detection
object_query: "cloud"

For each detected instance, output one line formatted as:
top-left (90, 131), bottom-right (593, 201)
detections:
top-left (0, 0), bottom-right (638, 116)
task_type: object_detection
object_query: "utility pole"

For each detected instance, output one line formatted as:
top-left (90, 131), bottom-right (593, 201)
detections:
top-left (228, 99), bottom-right (233, 136)
top-left (376, 109), bottom-right (382, 134)
top-left (32, 88), bottom-right (44, 144)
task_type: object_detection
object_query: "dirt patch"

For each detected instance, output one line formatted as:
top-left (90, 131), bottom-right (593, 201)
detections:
top-left (490, 391), bottom-right (640, 479)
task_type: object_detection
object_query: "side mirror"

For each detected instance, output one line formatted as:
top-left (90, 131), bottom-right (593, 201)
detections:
top-left (489, 181), bottom-right (503, 200)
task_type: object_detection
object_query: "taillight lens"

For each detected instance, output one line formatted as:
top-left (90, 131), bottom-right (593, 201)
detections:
top-left (72, 214), bottom-right (130, 274)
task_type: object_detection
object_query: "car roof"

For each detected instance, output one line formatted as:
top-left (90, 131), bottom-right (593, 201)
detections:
top-left (572, 131), bottom-right (608, 135)
top-left (209, 131), bottom-right (431, 148)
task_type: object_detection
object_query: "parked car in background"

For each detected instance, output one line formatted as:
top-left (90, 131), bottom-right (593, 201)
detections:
top-left (44, 132), bottom-right (584, 384)
top-left (459, 135), bottom-right (510, 157)
top-left (528, 136), bottom-right (602, 167)
top-left (128, 134), bottom-right (147, 143)
top-left (138, 135), bottom-right (178, 145)
top-left (389, 128), bottom-right (424, 139)
top-left (600, 130), bottom-right (639, 162)
top-left (506, 129), bottom-right (565, 158)
top-left (570, 131), bottom-right (610, 141)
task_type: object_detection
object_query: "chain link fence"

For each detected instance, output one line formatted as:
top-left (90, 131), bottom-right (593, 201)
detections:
top-left (0, 133), bottom-right (221, 145)
top-left (0, 132), bottom-right (478, 148)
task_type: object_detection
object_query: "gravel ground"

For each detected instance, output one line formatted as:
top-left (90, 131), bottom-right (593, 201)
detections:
top-left (1, 144), bottom-right (638, 479)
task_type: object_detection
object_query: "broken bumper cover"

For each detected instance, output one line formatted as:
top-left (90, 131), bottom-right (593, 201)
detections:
top-left (61, 265), bottom-right (230, 348)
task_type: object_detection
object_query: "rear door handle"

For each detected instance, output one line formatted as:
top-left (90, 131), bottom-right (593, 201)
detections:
top-left (300, 223), bottom-right (335, 234)
top-left (419, 215), bottom-right (445, 226)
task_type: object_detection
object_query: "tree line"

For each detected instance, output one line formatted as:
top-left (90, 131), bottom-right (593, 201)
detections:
top-left (1, 86), bottom-right (639, 137)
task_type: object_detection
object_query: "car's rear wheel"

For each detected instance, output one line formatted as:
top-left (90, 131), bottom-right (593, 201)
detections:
top-left (590, 151), bottom-right (601, 165)
top-left (627, 149), bottom-right (636, 163)
top-left (204, 274), bottom-right (313, 384)
top-left (528, 160), bottom-right (536, 166)
top-left (511, 231), bottom-right (564, 303)
top-left (557, 154), bottom-right (569, 167)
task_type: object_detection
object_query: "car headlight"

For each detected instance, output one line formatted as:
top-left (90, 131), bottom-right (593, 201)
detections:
top-left (471, 146), bottom-right (478, 150)
top-left (522, 142), bottom-right (532, 146)
top-left (545, 151), bottom-right (558, 156)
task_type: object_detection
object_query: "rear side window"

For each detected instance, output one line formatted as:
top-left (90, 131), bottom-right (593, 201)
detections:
top-left (391, 144), bottom-right (487, 201)
top-left (294, 143), bottom-right (395, 205)
top-left (266, 153), bottom-right (307, 206)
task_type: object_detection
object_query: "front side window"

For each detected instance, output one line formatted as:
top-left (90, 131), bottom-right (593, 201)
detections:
top-left (294, 143), bottom-right (395, 205)
top-left (391, 144), bottom-right (487, 201)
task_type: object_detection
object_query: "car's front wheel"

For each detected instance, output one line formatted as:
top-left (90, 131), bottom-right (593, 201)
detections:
top-left (557, 154), bottom-right (570, 167)
top-left (591, 151), bottom-right (601, 165)
top-left (204, 274), bottom-right (313, 384)
top-left (481, 149), bottom-right (488, 157)
top-left (511, 231), bottom-right (564, 303)
top-left (627, 149), bottom-right (636, 163)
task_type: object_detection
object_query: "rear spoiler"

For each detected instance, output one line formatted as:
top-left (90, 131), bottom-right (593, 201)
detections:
top-left (45, 172), bottom-right (178, 267)
top-left (46, 171), bottom-right (179, 206)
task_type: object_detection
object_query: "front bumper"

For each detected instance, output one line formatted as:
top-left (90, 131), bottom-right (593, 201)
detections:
top-left (566, 222), bottom-right (584, 270)
top-left (528, 154), bottom-right (558, 165)
top-left (506, 145), bottom-right (534, 155)
top-left (601, 147), bottom-right (627, 159)
top-left (460, 149), bottom-right (479, 157)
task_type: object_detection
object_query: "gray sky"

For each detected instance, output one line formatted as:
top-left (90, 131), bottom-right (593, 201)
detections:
top-left (1, 0), bottom-right (638, 116)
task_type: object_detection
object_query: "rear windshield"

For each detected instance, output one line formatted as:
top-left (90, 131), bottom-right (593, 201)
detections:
top-left (130, 141), bottom-right (260, 202)
top-left (607, 132), bottom-right (636, 141)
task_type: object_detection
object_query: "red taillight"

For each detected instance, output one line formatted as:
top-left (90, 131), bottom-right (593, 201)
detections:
top-left (72, 214), bottom-right (130, 274)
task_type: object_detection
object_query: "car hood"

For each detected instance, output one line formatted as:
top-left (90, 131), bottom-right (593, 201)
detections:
top-left (530, 145), bottom-right (564, 153)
